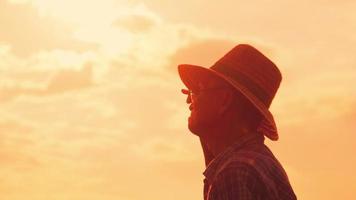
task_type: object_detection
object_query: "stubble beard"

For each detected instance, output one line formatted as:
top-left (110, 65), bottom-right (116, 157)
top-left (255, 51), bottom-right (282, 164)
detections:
top-left (188, 115), bottom-right (217, 137)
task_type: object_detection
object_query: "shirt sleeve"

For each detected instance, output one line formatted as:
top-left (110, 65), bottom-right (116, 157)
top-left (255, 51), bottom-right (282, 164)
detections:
top-left (207, 164), bottom-right (260, 200)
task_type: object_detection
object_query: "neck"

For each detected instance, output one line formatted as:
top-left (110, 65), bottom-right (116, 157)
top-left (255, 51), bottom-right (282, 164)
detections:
top-left (200, 120), bottom-right (252, 157)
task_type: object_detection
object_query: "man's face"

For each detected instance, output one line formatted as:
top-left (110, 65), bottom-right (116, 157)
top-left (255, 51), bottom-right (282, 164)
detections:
top-left (182, 84), bottom-right (231, 136)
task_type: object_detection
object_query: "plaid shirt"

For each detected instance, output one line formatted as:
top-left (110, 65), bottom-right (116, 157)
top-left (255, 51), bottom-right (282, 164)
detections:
top-left (203, 134), bottom-right (297, 200)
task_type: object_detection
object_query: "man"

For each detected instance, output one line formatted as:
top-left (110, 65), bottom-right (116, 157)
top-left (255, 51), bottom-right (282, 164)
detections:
top-left (178, 44), bottom-right (297, 200)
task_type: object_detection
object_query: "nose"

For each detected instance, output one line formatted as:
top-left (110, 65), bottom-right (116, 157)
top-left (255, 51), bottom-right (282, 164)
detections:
top-left (186, 95), bottom-right (192, 104)
top-left (181, 89), bottom-right (192, 104)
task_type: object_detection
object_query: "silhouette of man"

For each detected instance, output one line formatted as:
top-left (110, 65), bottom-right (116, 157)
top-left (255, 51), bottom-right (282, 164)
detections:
top-left (178, 44), bottom-right (297, 200)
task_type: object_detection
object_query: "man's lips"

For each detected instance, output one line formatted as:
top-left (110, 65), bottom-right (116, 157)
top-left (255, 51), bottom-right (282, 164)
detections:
top-left (189, 104), bottom-right (194, 111)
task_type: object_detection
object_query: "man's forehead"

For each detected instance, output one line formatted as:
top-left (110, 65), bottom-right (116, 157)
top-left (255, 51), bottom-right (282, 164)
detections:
top-left (194, 78), bottom-right (230, 90)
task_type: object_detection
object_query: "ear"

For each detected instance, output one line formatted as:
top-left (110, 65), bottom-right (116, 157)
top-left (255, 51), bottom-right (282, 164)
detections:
top-left (218, 89), bottom-right (235, 115)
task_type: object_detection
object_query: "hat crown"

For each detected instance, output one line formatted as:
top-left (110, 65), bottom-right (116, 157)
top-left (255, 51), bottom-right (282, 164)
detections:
top-left (211, 44), bottom-right (282, 107)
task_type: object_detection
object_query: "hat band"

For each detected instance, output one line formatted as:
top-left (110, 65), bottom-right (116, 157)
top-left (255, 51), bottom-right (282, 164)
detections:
top-left (212, 64), bottom-right (272, 107)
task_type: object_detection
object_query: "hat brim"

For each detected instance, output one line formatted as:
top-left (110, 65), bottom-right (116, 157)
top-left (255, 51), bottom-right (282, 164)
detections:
top-left (178, 64), bottom-right (279, 141)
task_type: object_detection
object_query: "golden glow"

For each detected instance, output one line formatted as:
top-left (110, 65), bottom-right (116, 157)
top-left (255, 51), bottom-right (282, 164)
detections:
top-left (1, 0), bottom-right (356, 199)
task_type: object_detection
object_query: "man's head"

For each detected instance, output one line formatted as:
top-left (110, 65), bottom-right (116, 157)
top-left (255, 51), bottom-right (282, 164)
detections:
top-left (178, 44), bottom-right (282, 140)
top-left (182, 81), bottom-right (264, 138)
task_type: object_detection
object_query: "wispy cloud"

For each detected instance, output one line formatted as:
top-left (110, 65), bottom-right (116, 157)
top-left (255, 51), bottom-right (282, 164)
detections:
top-left (169, 38), bottom-right (235, 68)
top-left (0, 63), bottom-right (94, 102)
top-left (0, 0), bottom-right (96, 57)
top-left (113, 14), bottom-right (157, 34)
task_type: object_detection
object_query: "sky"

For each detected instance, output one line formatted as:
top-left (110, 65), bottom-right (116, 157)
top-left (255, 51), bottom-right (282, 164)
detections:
top-left (0, 0), bottom-right (356, 199)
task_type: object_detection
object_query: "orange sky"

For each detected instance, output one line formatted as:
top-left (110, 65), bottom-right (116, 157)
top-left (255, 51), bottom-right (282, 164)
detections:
top-left (0, 0), bottom-right (356, 199)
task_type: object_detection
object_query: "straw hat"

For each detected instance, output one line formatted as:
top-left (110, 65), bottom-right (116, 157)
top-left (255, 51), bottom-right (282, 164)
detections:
top-left (178, 44), bottom-right (282, 140)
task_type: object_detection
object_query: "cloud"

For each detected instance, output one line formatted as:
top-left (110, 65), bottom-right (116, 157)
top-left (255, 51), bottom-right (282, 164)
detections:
top-left (46, 63), bottom-right (93, 93)
top-left (113, 14), bottom-right (156, 33)
top-left (266, 106), bottom-right (356, 199)
top-left (132, 137), bottom-right (198, 162)
top-left (0, 76), bottom-right (202, 199)
top-left (0, 119), bottom-right (40, 170)
top-left (0, 0), bottom-right (96, 57)
top-left (169, 39), bottom-right (235, 69)
top-left (0, 63), bottom-right (94, 102)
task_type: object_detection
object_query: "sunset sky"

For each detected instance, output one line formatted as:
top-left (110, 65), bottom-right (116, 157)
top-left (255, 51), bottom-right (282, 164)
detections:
top-left (1, 0), bottom-right (356, 199)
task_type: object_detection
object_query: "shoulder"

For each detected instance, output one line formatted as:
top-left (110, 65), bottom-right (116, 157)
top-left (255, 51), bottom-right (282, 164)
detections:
top-left (215, 161), bottom-right (262, 188)
top-left (208, 163), bottom-right (265, 200)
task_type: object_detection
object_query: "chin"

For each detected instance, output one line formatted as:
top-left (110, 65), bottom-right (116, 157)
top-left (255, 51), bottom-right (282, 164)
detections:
top-left (188, 116), bottom-right (209, 137)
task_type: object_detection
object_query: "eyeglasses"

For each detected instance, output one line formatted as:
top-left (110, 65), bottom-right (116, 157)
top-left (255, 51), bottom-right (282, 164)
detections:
top-left (181, 86), bottom-right (227, 102)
